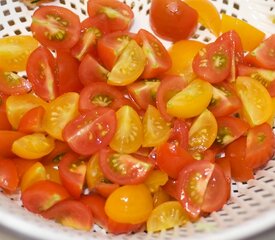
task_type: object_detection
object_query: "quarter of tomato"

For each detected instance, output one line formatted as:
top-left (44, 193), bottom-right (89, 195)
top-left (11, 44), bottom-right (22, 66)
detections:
top-left (86, 154), bottom-right (105, 190)
top-left (26, 46), bottom-right (58, 102)
top-left (63, 108), bottom-right (116, 156)
top-left (21, 180), bottom-right (70, 213)
top-left (0, 158), bottom-right (19, 192)
top-left (99, 148), bottom-right (153, 185)
top-left (31, 6), bottom-right (81, 50)
top-left (95, 183), bottom-right (120, 198)
top-left (144, 170), bottom-right (168, 193)
top-left (149, 0), bottom-right (198, 42)
top-left (110, 105), bottom-right (143, 154)
top-left (13, 157), bottom-right (37, 181)
top-left (0, 35), bottom-right (39, 72)
top-left (0, 131), bottom-right (25, 158)
top-left (59, 152), bottom-right (87, 199)
top-left (43, 92), bottom-right (79, 141)
top-left (41, 200), bottom-right (94, 231)
top-left (169, 119), bottom-right (189, 149)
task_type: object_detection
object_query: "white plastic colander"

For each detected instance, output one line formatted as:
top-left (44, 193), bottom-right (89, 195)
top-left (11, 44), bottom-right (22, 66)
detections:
top-left (0, 0), bottom-right (275, 239)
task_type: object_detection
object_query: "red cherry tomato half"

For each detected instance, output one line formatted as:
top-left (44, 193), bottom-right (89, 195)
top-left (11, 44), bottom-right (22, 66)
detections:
top-left (31, 6), bottom-right (81, 50)
top-left (0, 158), bottom-right (19, 192)
top-left (169, 119), bottom-right (190, 149)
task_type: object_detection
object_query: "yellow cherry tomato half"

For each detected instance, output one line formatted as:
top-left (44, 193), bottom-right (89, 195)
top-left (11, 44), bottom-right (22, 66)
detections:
top-left (236, 76), bottom-right (272, 126)
top-left (105, 184), bottom-right (153, 224)
top-left (221, 14), bottom-right (265, 51)
top-left (145, 170), bottom-right (169, 193)
top-left (86, 154), bottom-right (105, 190)
top-left (12, 133), bottom-right (55, 159)
top-left (0, 35), bottom-right (39, 71)
top-left (153, 188), bottom-right (171, 208)
top-left (167, 78), bottom-right (213, 119)
top-left (146, 201), bottom-right (189, 233)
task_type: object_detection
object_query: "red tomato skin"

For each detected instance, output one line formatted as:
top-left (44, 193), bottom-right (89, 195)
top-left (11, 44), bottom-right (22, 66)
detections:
top-left (21, 180), bottom-right (70, 213)
top-left (162, 179), bottom-right (179, 200)
top-left (63, 108), bottom-right (117, 156)
top-left (26, 46), bottom-right (58, 102)
top-left (81, 14), bottom-right (110, 34)
top-left (41, 199), bottom-right (94, 231)
top-left (0, 94), bottom-right (12, 130)
top-left (169, 119), bottom-right (189, 149)
top-left (31, 6), bottom-right (81, 50)
top-left (0, 158), bottom-right (19, 192)
top-left (78, 55), bottom-right (108, 86)
top-left (95, 182), bottom-right (120, 198)
top-left (137, 29), bottom-right (172, 79)
top-left (12, 157), bottom-right (38, 181)
top-left (56, 51), bottom-right (83, 95)
top-left (149, 0), bottom-right (198, 42)
top-left (58, 152), bottom-right (86, 199)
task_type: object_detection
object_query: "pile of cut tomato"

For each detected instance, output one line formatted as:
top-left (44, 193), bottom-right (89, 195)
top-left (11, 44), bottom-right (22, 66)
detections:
top-left (0, 0), bottom-right (275, 234)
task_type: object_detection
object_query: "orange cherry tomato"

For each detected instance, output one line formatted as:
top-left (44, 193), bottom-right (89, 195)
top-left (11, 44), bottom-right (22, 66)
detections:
top-left (0, 158), bottom-right (19, 193)
top-left (0, 131), bottom-right (25, 158)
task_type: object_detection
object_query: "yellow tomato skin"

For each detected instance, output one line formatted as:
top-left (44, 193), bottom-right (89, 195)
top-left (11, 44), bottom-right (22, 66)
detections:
top-left (110, 105), bottom-right (143, 153)
top-left (167, 79), bottom-right (213, 119)
top-left (105, 184), bottom-right (153, 224)
top-left (43, 92), bottom-right (79, 141)
top-left (153, 188), bottom-right (171, 207)
top-left (184, 0), bottom-right (221, 36)
top-left (146, 201), bottom-right (189, 233)
top-left (6, 93), bottom-right (48, 129)
top-left (168, 40), bottom-right (205, 82)
top-left (221, 14), bottom-right (265, 51)
top-left (236, 76), bottom-right (272, 126)
top-left (86, 154), bottom-right (105, 190)
top-left (12, 133), bottom-right (55, 160)
top-left (0, 35), bottom-right (39, 71)
top-left (145, 170), bottom-right (169, 193)
top-left (21, 162), bottom-right (46, 192)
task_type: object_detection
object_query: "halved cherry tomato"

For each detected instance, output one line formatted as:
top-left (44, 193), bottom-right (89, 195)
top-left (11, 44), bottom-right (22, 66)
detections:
top-left (246, 123), bottom-right (274, 169)
top-left (13, 157), bottom-right (37, 181)
top-left (18, 106), bottom-right (45, 134)
top-left (21, 180), bottom-right (70, 213)
top-left (0, 35), bottom-right (39, 72)
top-left (43, 92), bottom-right (79, 140)
top-left (142, 105), bottom-right (171, 147)
top-left (110, 105), bottom-right (143, 153)
top-left (59, 152), bottom-right (87, 199)
top-left (244, 34), bottom-right (275, 70)
top-left (20, 162), bottom-right (46, 192)
top-left (208, 82), bottom-right (242, 117)
top-left (149, 0), bottom-right (198, 42)
top-left (31, 6), bottom-right (81, 50)
top-left (108, 40), bottom-right (146, 86)
top-left (152, 188), bottom-right (171, 207)
top-left (0, 131), bottom-right (26, 158)
top-left (169, 119), bottom-right (189, 149)
top-left (105, 184), bottom-right (153, 224)
top-left (156, 75), bottom-right (187, 121)
top-left (78, 54), bottom-right (109, 86)
top-left (41, 200), bottom-right (94, 231)
top-left (162, 179), bottom-right (179, 200)
top-left (0, 93), bottom-right (12, 130)
top-left (0, 70), bottom-right (32, 95)
top-left (86, 154), bottom-right (105, 190)
top-left (144, 170), bottom-right (169, 193)
top-left (12, 133), bottom-right (55, 160)
top-left (63, 108), bottom-right (116, 156)
top-left (45, 164), bottom-right (62, 184)
top-left (79, 82), bottom-right (126, 112)
top-left (26, 46), bottom-right (58, 102)
top-left (127, 80), bottom-right (160, 110)
top-left (0, 158), bottom-right (19, 192)
top-left (99, 148), bottom-right (153, 185)
top-left (87, 0), bottom-right (134, 32)
top-left (156, 141), bottom-right (194, 179)
top-left (56, 50), bottom-right (83, 95)
top-left (137, 29), bottom-right (172, 79)
top-left (6, 93), bottom-right (48, 129)
top-left (167, 79), bottom-right (213, 119)
top-left (146, 201), bottom-right (189, 233)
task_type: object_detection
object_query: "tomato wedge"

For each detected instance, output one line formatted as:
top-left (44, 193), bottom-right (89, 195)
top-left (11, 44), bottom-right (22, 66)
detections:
top-left (0, 158), bottom-right (19, 192)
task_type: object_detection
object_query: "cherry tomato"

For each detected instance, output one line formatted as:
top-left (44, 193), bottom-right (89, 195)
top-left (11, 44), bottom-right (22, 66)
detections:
top-left (63, 108), bottom-right (116, 156)
top-left (0, 94), bottom-right (12, 130)
top-left (79, 82), bottom-right (126, 112)
top-left (105, 184), bottom-right (153, 224)
top-left (86, 154), bottom-right (105, 190)
top-left (41, 200), bottom-right (94, 231)
top-left (0, 158), bottom-right (19, 192)
top-left (59, 153), bottom-right (87, 199)
top-left (167, 79), bottom-right (213, 119)
top-left (13, 157), bottom-right (37, 182)
top-left (31, 6), bottom-right (81, 50)
top-left (95, 183), bottom-right (120, 198)
top-left (162, 179), bottom-right (179, 200)
top-left (147, 201), bottom-right (189, 233)
top-left (81, 14), bottom-right (110, 34)
top-left (152, 188), bottom-right (171, 207)
top-left (43, 92), bottom-right (79, 140)
top-left (21, 180), bottom-right (70, 213)
top-left (0, 35), bottom-right (39, 72)
top-left (87, 0), bottom-right (134, 32)
top-left (108, 40), bottom-right (146, 86)
top-left (0, 70), bottom-right (32, 95)
top-left (110, 105), bottom-right (143, 154)
top-left (137, 29), bottom-right (172, 78)
top-left (44, 164), bottom-right (62, 184)
top-left (99, 148), bottom-right (153, 185)
top-left (142, 105), bottom-right (171, 147)
top-left (144, 170), bottom-right (169, 193)
top-left (26, 46), bottom-right (58, 102)
top-left (149, 0), bottom-right (198, 42)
